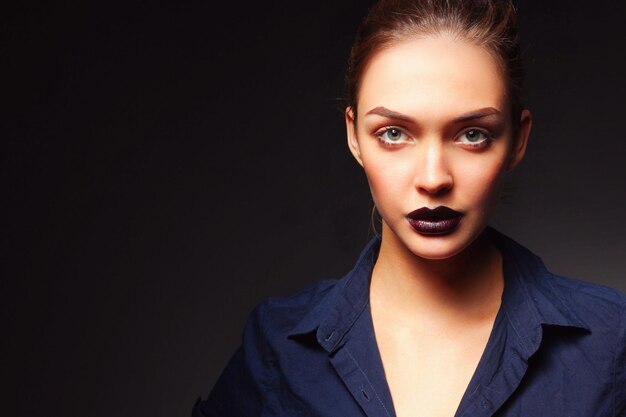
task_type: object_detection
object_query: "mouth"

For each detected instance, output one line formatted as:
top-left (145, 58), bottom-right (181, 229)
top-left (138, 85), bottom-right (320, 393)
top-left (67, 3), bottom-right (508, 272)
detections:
top-left (406, 206), bottom-right (463, 235)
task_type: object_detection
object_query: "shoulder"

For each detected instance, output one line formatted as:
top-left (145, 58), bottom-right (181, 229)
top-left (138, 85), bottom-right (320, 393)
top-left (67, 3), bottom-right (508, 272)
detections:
top-left (548, 274), bottom-right (626, 411)
top-left (495, 229), bottom-right (626, 410)
top-left (265, 278), bottom-right (338, 313)
top-left (514, 249), bottom-right (626, 335)
top-left (547, 272), bottom-right (626, 328)
top-left (548, 274), bottom-right (626, 367)
top-left (491, 227), bottom-right (626, 329)
top-left (247, 278), bottom-right (340, 340)
top-left (197, 279), bottom-right (342, 416)
top-left (241, 236), bottom-right (381, 352)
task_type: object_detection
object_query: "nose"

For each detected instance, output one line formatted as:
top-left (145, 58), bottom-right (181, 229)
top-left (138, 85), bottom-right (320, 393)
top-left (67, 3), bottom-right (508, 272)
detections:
top-left (415, 141), bottom-right (453, 195)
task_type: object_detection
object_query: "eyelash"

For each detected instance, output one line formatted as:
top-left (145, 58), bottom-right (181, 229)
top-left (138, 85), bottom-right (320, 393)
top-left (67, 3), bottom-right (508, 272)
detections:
top-left (455, 128), bottom-right (493, 149)
top-left (373, 126), bottom-right (494, 149)
top-left (374, 126), bottom-right (411, 146)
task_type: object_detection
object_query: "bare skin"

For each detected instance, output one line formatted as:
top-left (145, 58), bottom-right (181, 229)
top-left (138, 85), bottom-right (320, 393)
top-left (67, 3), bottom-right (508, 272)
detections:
top-left (370, 223), bottom-right (503, 417)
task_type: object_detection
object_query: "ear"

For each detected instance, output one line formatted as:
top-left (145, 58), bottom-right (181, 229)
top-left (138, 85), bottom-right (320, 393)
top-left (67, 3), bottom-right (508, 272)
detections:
top-left (507, 109), bottom-right (532, 172)
top-left (345, 106), bottom-right (363, 167)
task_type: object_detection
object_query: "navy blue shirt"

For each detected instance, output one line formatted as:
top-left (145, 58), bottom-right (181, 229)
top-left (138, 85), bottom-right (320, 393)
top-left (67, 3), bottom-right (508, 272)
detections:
top-left (194, 229), bottom-right (626, 416)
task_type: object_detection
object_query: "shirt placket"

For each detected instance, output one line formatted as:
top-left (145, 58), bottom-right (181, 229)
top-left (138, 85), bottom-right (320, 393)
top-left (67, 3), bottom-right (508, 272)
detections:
top-left (329, 346), bottom-right (394, 417)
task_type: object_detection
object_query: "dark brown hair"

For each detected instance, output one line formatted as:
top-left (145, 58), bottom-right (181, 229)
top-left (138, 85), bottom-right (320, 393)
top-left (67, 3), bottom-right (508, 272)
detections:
top-left (346, 0), bottom-right (523, 130)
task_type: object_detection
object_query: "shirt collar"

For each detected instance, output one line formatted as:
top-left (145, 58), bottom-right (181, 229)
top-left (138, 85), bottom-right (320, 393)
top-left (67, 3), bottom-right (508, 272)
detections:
top-left (490, 228), bottom-right (589, 327)
top-left (287, 236), bottom-right (380, 351)
top-left (488, 228), bottom-right (590, 356)
top-left (287, 228), bottom-right (590, 353)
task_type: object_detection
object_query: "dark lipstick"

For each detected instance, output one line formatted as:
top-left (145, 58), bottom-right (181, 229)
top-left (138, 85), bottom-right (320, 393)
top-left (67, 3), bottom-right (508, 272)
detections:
top-left (406, 206), bottom-right (463, 235)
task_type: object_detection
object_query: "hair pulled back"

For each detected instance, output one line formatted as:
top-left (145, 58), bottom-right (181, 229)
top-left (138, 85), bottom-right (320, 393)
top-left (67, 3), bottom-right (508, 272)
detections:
top-left (346, 0), bottom-right (523, 130)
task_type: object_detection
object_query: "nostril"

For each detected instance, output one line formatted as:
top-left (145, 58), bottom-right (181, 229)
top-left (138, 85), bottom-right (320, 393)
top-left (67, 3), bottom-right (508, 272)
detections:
top-left (418, 180), bottom-right (453, 196)
top-left (416, 170), bottom-right (453, 195)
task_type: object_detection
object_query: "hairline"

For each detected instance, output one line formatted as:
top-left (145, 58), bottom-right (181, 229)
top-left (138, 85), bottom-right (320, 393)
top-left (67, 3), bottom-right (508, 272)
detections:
top-left (350, 31), bottom-right (513, 123)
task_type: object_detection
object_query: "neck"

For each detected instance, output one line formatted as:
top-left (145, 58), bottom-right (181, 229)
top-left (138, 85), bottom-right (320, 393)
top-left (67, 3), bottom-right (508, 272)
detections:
top-left (370, 223), bottom-right (503, 328)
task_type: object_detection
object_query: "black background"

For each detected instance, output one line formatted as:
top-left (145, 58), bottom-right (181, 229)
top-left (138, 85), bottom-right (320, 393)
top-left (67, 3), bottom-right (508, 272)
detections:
top-left (4, 1), bottom-right (626, 416)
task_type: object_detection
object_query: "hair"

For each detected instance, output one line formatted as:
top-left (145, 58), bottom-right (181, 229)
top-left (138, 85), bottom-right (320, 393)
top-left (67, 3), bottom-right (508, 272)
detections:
top-left (346, 0), bottom-right (523, 132)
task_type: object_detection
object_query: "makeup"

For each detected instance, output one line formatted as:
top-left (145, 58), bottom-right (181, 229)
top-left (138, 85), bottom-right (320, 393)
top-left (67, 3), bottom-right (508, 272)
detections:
top-left (406, 206), bottom-right (463, 235)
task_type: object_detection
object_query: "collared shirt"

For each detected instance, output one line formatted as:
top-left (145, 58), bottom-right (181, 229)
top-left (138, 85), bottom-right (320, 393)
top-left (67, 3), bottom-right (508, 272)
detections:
top-left (194, 229), bottom-right (626, 417)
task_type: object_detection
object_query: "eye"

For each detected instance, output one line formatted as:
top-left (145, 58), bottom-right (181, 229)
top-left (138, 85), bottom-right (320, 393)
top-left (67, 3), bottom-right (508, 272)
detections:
top-left (375, 127), bottom-right (410, 146)
top-left (456, 129), bottom-right (491, 149)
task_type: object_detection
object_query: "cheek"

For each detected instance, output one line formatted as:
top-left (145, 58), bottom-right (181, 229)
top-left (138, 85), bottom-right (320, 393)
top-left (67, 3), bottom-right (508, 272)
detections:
top-left (361, 153), bottom-right (415, 207)
top-left (454, 154), bottom-right (508, 205)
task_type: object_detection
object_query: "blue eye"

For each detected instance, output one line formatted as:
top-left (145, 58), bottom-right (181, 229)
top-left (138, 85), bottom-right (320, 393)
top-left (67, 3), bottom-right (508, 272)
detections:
top-left (378, 127), bottom-right (408, 145)
top-left (457, 129), bottom-right (491, 147)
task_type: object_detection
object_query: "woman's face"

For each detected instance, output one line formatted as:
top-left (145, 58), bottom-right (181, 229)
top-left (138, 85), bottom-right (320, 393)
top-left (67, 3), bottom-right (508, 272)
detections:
top-left (346, 36), bottom-right (531, 260)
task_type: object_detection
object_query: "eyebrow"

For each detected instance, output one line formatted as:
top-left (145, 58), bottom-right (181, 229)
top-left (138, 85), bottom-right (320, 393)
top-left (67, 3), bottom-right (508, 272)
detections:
top-left (365, 106), bottom-right (416, 122)
top-left (452, 107), bottom-right (502, 123)
top-left (364, 106), bottom-right (503, 123)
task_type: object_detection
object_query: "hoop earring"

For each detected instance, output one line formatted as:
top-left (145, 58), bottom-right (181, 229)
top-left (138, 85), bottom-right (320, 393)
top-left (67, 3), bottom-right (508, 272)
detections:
top-left (369, 204), bottom-right (382, 238)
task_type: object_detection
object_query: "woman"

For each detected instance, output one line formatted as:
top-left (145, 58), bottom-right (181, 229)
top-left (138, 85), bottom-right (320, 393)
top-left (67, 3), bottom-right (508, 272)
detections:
top-left (194, 1), bottom-right (626, 416)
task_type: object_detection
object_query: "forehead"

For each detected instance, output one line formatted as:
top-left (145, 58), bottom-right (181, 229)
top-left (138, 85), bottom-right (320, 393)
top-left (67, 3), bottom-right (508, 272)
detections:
top-left (358, 36), bottom-right (507, 120)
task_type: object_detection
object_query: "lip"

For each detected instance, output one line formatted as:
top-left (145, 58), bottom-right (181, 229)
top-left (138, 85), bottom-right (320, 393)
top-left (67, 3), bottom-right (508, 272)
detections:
top-left (406, 206), bottom-right (464, 235)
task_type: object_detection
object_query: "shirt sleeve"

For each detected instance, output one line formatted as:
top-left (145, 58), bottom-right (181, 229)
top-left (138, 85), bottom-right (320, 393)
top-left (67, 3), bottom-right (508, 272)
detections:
top-left (192, 304), bottom-right (272, 417)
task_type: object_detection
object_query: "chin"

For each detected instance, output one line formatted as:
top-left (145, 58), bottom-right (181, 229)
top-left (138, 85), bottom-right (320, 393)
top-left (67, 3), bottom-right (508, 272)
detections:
top-left (405, 238), bottom-right (470, 260)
